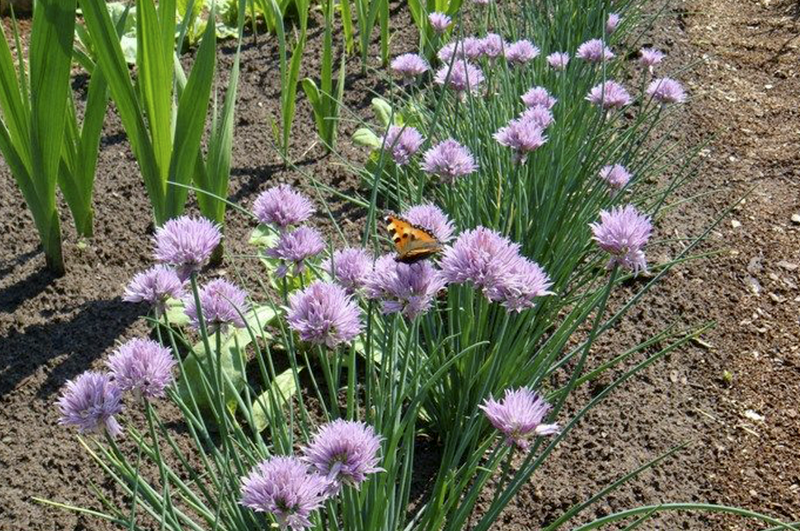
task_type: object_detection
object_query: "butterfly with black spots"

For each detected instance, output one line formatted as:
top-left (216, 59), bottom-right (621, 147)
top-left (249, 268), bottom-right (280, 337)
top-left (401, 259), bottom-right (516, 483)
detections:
top-left (384, 213), bottom-right (442, 264)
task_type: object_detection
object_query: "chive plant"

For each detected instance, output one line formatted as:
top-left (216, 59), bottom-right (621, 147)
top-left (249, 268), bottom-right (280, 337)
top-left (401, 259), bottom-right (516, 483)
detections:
top-left (0, 0), bottom-right (77, 274)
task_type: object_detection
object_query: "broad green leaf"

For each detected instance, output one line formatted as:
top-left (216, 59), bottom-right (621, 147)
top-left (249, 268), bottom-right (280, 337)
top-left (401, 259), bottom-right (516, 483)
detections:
top-left (371, 97), bottom-right (393, 127)
top-left (352, 127), bottom-right (381, 149)
top-left (248, 224), bottom-right (278, 248)
top-left (250, 368), bottom-right (300, 432)
top-left (163, 297), bottom-right (190, 327)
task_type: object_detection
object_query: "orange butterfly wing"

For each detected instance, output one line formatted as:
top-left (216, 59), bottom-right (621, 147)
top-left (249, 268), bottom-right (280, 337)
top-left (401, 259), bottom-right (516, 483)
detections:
top-left (384, 214), bottom-right (442, 264)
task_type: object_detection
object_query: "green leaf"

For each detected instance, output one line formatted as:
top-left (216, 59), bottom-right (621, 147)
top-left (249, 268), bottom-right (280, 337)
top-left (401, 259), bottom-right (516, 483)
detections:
top-left (371, 97), bottom-right (393, 127)
top-left (163, 297), bottom-right (190, 327)
top-left (352, 127), bottom-right (381, 148)
top-left (250, 368), bottom-right (300, 432)
top-left (178, 305), bottom-right (277, 410)
top-left (248, 224), bottom-right (278, 247)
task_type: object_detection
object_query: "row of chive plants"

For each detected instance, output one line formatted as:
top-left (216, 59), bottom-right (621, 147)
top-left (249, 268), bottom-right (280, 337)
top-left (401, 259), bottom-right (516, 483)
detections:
top-left (44, 1), bottom-right (797, 531)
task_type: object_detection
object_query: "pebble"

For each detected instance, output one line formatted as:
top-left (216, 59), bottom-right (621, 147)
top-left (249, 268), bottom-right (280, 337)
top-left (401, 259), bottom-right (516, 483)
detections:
top-left (777, 260), bottom-right (798, 271)
top-left (791, 214), bottom-right (800, 224)
top-left (731, 219), bottom-right (742, 228)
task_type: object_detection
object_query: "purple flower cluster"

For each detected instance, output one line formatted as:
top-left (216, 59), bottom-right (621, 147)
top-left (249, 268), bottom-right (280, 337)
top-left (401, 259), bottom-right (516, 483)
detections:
top-left (590, 204), bottom-right (653, 274)
top-left (324, 248), bottom-right (373, 293)
top-left (519, 105), bottom-right (554, 129)
top-left (521, 86), bottom-right (557, 109)
top-left (302, 420), bottom-right (383, 493)
top-left (241, 421), bottom-right (382, 529)
top-left (599, 163), bottom-right (632, 191)
top-left (606, 13), bottom-right (621, 35)
top-left (402, 203), bottom-right (455, 243)
top-left (253, 184), bottom-right (315, 230)
top-left (107, 338), bottom-right (176, 400)
top-left (390, 53), bottom-right (429, 79)
top-left (421, 139), bottom-right (478, 183)
top-left (287, 281), bottom-right (363, 348)
top-left (434, 59), bottom-right (485, 96)
top-left (546, 52), bottom-right (570, 70)
top-left (639, 47), bottom-right (664, 70)
top-left (480, 387), bottom-right (560, 450)
top-left (381, 125), bottom-right (425, 166)
top-left (366, 255), bottom-right (446, 319)
top-left (480, 33), bottom-right (506, 59)
top-left (505, 39), bottom-right (539, 65)
top-left (184, 278), bottom-right (249, 333)
top-left (266, 226), bottom-right (326, 278)
top-left (647, 77), bottom-right (686, 104)
top-left (494, 117), bottom-right (548, 163)
top-left (153, 216), bottom-right (222, 280)
top-left (428, 12), bottom-right (452, 34)
top-left (123, 264), bottom-right (184, 310)
top-left (58, 371), bottom-right (123, 437)
top-left (440, 227), bottom-right (553, 312)
top-left (576, 39), bottom-right (614, 63)
top-left (586, 80), bottom-right (631, 110)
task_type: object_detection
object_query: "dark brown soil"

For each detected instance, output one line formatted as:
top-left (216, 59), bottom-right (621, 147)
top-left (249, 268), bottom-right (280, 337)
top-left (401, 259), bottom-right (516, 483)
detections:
top-left (1, 1), bottom-right (799, 530)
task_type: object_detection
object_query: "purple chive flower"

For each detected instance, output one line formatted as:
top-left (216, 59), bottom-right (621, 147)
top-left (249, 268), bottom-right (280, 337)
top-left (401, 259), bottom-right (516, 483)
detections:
top-left (365, 255), bottom-right (446, 319)
top-left (606, 13), bottom-right (621, 34)
top-left (590, 204), bottom-right (653, 274)
top-left (434, 60), bottom-right (485, 96)
top-left (480, 33), bottom-right (506, 59)
top-left (639, 47), bottom-right (665, 71)
top-left (521, 86), bottom-right (557, 109)
top-left (463, 37), bottom-right (484, 61)
top-left (402, 203), bottom-right (455, 243)
top-left (381, 125), bottom-right (425, 166)
top-left (421, 139), bottom-right (478, 183)
top-left (253, 184), bottom-right (315, 230)
top-left (480, 388), bottom-right (560, 450)
top-left (494, 118), bottom-right (548, 163)
top-left (428, 12), bottom-right (452, 34)
top-left (437, 42), bottom-right (463, 64)
top-left (302, 420), bottom-right (383, 493)
top-left (123, 265), bottom-right (184, 309)
top-left (265, 226), bottom-right (326, 278)
top-left (599, 164), bottom-right (632, 191)
top-left (505, 39), bottom-right (540, 65)
top-left (106, 338), bottom-right (176, 400)
top-left (546, 51), bottom-right (570, 70)
top-left (518, 106), bottom-right (555, 129)
top-left (184, 278), bottom-right (249, 333)
top-left (390, 53), bottom-right (429, 79)
top-left (325, 248), bottom-right (373, 293)
top-left (647, 77), bottom-right (686, 104)
top-left (287, 281), bottom-right (363, 348)
top-left (576, 39), bottom-right (615, 63)
top-left (57, 371), bottom-right (123, 438)
top-left (586, 80), bottom-right (631, 109)
top-left (240, 456), bottom-right (329, 531)
top-left (440, 227), bottom-right (552, 310)
top-left (153, 216), bottom-right (222, 281)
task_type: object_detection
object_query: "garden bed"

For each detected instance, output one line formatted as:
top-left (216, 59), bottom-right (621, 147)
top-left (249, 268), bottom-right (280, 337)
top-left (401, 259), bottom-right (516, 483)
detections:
top-left (1, 0), bottom-right (799, 530)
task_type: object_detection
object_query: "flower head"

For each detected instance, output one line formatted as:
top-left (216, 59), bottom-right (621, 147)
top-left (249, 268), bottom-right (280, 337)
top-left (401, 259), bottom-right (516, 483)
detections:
top-left (546, 51), bottom-right (570, 70)
top-left (365, 255), bottom-right (446, 319)
top-left (123, 265), bottom-right (184, 309)
top-left (185, 278), bottom-right (249, 333)
top-left (434, 60), bottom-right (484, 95)
top-left (106, 338), bottom-right (175, 400)
top-left (505, 39), bottom-right (539, 65)
top-left (402, 203), bottom-right (455, 243)
top-left (421, 139), bottom-right (478, 183)
top-left (428, 12), bottom-right (452, 34)
top-left (240, 456), bottom-right (329, 531)
top-left (287, 281), bottom-right (363, 348)
top-left (57, 371), bottom-right (123, 437)
top-left (590, 204), bottom-right (653, 274)
top-left (440, 227), bottom-right (552, 311)
top-left (606, 13), bottom-right (621, 34)
top-left (302, 420), bottom-right (383, 493)
top-left (599, 164), bottom-right (632, 191)
top-left (381, 125), bottom-right (425, 166)
top-left (576, 39), bottom-right (615, 63)
top-left (324, 248), bottom-right (373, 293)
top-left (586, 80), bottom-right (631, 109)
top-left (265, 226), bottom-right (326, 278)
top-left (253, 184), bottom-right (315, 230)
top-left (519, 106), bottom-right (555, 129)
top-left (462, 37), bottom-right (484, 61)
top-left (647, 77), bottom-right (686, 104)
top-left (494, 118), bottom-right (548, 163)
top-left (480, 33), bottom-right (506, 59)
top-left (480, 388), bottom-right (559, 449)
top-left (390, 53), bottom-right (429, 79)
top-left (153, 216), bottom-right (222, 280)
top-left (437, 41), bottom-right (464, 63)
top-left (639, 47), bottom-right (665, 70)
top-left (521, 86), bottom-right (557, 109)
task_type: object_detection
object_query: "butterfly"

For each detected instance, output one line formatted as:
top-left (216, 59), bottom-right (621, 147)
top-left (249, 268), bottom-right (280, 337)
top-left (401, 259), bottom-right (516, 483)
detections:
top-left (384, 213), bottom-right (443, 264)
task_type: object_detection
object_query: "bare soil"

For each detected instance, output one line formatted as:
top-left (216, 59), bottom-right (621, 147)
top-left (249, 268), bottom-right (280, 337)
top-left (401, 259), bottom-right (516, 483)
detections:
top-left (1, 0), bottom-right (799, 530)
